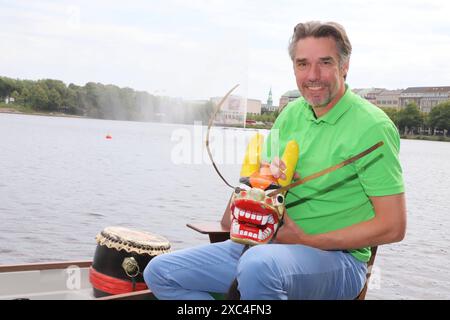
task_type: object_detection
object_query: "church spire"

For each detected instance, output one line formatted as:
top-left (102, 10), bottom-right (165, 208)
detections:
top-left (267, 87), bottom-right (273, 108)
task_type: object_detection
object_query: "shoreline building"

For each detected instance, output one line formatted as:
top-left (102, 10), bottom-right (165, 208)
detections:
top-left (352, 88), bottom-right (385, 105)
top-left (279, 89), bottom-right (301, 111)
top-left (399, 86), bottom-right (450, 113)
top-left (209, 95), bottom-right (261, 125)
top-left (247, 98), bottom-right (262, 115)
top-left (375, 89), bottom-right (402, 110)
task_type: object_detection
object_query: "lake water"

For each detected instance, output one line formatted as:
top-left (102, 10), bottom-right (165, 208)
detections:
top-left (0, 113), bottom-right (449, 299)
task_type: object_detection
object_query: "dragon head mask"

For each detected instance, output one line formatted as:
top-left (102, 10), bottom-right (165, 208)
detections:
top-left (230, 133), bottom-right (299, 246)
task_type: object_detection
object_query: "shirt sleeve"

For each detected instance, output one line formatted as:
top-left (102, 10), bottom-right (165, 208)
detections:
top-left (353, 121), bottom-right (405, 197)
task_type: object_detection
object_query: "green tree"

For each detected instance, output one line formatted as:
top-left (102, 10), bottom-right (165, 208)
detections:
top-left (47, 88), bottom-right (63, 111)
top-left (11, 90), bottom-right (20, 103)
top-left (428, 101), bottom-right (450, 136)
top-left (83, 82), bottom-right (102, 118)
top-left (380, 107), bottom-right (399, 126)
top-left (40, 79), bottom-right (67, 97)
top-left (0, 77), bottom-right (15, 98)
top-left (397, 103), bottom-right (423, 134)
top-left (19, 87), bottom-right (31, 106)
top-left (30, 84), bottom-right (49, 110)
top-left (64, 87), bottom-right (81, 114)
top-left (273, 109), bottom-right (280, 119)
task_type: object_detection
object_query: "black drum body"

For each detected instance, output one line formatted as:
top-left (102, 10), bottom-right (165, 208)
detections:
top-left (89, 226), bottom-right (171, 298)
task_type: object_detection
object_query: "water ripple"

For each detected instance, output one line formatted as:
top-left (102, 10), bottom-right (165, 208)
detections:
top-left (1, 117), bottom-right (449, 299)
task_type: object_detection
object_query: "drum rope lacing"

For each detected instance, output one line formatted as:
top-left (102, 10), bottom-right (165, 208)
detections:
top-left (96, 231), bottom-right (171, 256)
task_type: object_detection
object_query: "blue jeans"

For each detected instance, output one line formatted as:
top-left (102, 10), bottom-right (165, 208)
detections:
top-left (143, 240), bottom-right (367, 300)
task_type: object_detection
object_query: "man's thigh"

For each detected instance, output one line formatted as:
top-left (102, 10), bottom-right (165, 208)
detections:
top-left (238, 244), bottom-right (367, 299)
top-left (150, 240), bottom-right (246, 293)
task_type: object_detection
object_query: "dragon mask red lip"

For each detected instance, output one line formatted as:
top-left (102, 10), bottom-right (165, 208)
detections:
top-left (230, 197), bottom-right (282, 244)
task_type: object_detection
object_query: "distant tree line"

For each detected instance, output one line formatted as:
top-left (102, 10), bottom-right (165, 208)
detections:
top-left (0, 76), bottom-right (214, 124)
top-left (247, 110), bottom-right (280, 124)
top-left (2, 76), bottom-right (448, 135)
top-left (382, 102), bottom-right (450, 137)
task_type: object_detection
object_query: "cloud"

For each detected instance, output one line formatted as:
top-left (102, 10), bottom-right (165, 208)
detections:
top-left (1, 0), bottom-right (449, 104)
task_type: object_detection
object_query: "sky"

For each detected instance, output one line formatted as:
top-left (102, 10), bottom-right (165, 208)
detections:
top-left (1, 0), bottom-right (450, 104)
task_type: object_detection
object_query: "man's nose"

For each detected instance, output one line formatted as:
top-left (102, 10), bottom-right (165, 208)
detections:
top-left (306, 63), bottom-right (321, 81)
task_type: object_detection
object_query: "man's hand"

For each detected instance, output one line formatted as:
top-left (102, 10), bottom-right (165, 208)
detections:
top-left (267, 156), bottom-right (300, 181)
top-left (272, 213), bottom-right (306, 244)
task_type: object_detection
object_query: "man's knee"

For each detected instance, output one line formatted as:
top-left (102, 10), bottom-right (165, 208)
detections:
top-left (143, 254), bottom-right (169, 289)
top-left (237, 246), bottom-right (279, 282)
top-left (236, 246), bottom-right (284, 299)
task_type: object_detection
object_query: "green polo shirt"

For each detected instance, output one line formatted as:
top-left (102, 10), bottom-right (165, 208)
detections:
top-left (263, 86), bottom-right (404, 262)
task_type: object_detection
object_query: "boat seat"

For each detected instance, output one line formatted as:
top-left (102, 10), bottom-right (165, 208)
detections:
top-left (187, 221), bottom-right (378, 300)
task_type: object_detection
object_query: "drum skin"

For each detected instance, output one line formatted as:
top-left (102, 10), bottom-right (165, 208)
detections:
top-left (90, 226), bottom-right (171, 298)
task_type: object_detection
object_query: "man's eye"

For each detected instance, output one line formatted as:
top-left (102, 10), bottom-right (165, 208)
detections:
top-left (321, 60), bottom-right (333, 66)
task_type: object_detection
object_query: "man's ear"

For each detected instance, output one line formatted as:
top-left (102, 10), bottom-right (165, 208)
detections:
top-left (341, 61), bottom-right (350, 80)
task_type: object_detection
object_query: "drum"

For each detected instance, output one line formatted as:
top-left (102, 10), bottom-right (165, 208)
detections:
top-left (89, 226), bottom-right (171, 298)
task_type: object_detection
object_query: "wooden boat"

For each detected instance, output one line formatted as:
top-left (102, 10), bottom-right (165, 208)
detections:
top-left (0, 221), bottom-right (377, 300)
top-left (0, 260), bottom-right (154, 300)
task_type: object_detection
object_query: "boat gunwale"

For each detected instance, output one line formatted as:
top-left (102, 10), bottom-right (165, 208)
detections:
top-left (0, 260), bottom-right (92, 273)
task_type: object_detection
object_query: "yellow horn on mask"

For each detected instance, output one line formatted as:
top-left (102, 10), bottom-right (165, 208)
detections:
top-left (277, 140), bottom-right (299, 187)
top-left (240, 133), bottom-right (264, 177)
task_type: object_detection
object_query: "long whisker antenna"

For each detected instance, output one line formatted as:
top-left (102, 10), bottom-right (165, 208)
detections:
top-left (205, 84), bottom-right (240, 190)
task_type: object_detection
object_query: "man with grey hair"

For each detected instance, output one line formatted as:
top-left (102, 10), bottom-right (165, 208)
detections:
top-left (144, 21), bottom-right (406, 300)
